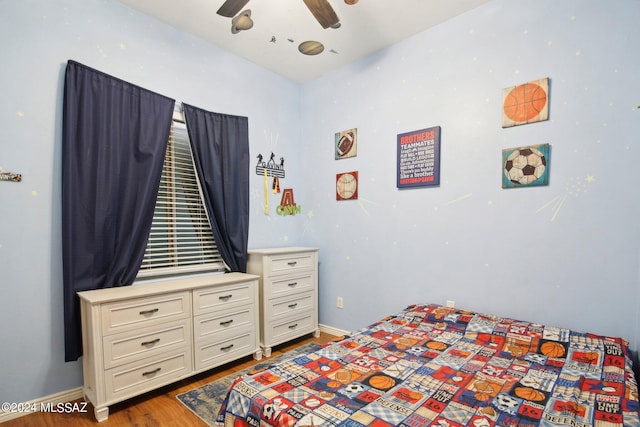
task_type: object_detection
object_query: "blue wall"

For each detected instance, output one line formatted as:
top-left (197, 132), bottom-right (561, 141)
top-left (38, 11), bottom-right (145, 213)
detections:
top-left (301, 0), bottom-right (640, 348)
top-left (1, 0), bottom-right (639, 408)
top-left (0, 0), bottom-right (302, 403)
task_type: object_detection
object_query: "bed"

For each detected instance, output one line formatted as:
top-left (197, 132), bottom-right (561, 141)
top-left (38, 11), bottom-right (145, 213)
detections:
top-left (216, 304), bottom-right (640, 426)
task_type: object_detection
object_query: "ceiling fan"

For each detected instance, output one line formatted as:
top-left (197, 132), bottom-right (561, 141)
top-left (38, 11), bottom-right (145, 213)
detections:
top-left (216, 0), bottom-right (340, 29)
top-left (302, 0), bottom-right (340, 29)
top-left (216, 0), bottom-right (249, 17)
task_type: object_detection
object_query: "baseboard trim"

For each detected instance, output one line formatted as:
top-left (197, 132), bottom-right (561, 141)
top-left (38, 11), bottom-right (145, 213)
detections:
top-left (319, 323), bottom-right (350, 337)
top-left (0, 387), bottom-right (84, 423)
top-left (1, 325), bottom-right (348, 423)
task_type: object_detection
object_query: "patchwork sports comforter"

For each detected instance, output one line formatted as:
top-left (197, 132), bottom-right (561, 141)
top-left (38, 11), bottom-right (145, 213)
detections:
top-left (216, 304), bottom-right (640, 426)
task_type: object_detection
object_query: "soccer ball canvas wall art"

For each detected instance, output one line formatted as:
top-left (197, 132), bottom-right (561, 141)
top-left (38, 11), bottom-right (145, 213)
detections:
top-left (502, 144), bottom-right (550, 188)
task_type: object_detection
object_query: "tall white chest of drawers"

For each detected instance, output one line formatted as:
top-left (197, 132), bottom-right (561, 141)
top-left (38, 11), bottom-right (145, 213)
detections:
top-left (247, 247), bottom-right (319, 357)
top-left (77, 272), bottom-right (261, 422)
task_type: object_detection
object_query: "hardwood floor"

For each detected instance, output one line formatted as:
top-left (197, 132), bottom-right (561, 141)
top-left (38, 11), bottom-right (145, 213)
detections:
top-left (2, 333), bottom-right (337, 427)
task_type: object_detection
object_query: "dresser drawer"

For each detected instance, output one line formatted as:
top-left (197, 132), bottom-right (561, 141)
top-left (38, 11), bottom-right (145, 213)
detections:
top-left (269, 314), bottom-right (315, 344)
top-left (105, 349), bottom-right (192, 402)
top-left (268, 273), bottom-right (314, 298)
top-left (195, 330), bottom-right (257, 371)
top-left (269, 293), bottom-right (314, 319)
top-left (101, 292), bottom-right (190, 335)
top-left (103, 318), bottom-right (191, 370)
top-left (193, 281), bottom-right (255, 315)
top-left (194, 306), bottom-right (255, 341)
top-left (267, 252), bottom-right (315, 276)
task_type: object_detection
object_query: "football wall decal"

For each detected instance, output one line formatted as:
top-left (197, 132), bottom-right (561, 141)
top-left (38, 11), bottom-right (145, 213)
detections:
top-left (335, 128), bottom-right (357, 159)
top-left (502, 143), bottom-right (550, 188)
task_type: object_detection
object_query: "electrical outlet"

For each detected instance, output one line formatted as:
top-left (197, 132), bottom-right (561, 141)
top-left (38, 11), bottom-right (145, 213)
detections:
top-left (446, 300), bottom-right (455, 308)
top-left (337, 297), bottom-right (344, 309)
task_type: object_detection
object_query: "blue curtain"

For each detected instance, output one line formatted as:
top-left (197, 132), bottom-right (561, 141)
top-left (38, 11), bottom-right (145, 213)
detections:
top-left (62, 61), bottom-right (175, 361)
top-left (183, 104), bottom-right (250, 273)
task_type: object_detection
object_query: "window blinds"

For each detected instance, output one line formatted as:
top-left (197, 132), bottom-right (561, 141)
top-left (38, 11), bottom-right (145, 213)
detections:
top-left (138, 119), bottom-right (225, 278)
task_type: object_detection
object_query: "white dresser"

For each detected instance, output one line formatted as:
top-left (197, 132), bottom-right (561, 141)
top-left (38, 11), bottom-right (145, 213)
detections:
top-left (247, 247), bottom-right (319, 357)
top-left (77, 272), bottom-right (261, 422)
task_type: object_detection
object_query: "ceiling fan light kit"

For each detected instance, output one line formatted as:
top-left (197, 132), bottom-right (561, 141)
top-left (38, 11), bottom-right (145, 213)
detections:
top-left (231, 9), bottom-right (253, 34)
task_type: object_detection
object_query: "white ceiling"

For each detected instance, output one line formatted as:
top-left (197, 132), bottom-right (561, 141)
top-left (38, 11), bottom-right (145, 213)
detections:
top-left (113, 0), bottom-right (492, 83)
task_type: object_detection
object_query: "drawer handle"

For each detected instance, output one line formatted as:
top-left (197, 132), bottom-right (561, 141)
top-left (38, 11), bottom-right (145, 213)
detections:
top-left (218, 294), bottom-right (233, 301)
top-left (288, 323), bottom-right (298, 329)
top-left (139, 308), bottom-right (159, 316)
top-left (287, 261), bottom-right (297, 266)
top-left (220, 344), bottom-right (234, 351)
top-left (288, 303), bottom-right (298, 309)
top-left (220, 319), bottom-right (234, 326)
top-left (142, 367), bottom-right (161, 377)
top-left (140, 338), bottom-right (160, 347)
top-left (288, 282), bottom-right (298, 287)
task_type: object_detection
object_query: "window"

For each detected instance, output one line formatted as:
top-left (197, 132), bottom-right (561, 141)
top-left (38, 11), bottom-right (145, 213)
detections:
top-left (137, 113), bottom-right (225, 278)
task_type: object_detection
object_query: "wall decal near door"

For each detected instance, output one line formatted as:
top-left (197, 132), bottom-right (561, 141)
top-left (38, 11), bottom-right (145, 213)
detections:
top-left (0, 167), bottom-right (21, 182)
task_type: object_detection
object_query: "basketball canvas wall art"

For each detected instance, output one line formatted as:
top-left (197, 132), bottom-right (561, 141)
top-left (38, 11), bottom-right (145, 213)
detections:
top-left (502, 77), bottom-right (549, 128)
top-left (335, 128), bottom-right (357, 159)
top-left (502, 143), bottom-right (550, 188)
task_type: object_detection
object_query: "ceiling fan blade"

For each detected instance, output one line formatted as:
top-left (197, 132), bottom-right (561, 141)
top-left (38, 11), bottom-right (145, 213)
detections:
top-left (216, 0), bottom-right (250, 17)
top-left (302, 0), bottom-right (339, 29)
